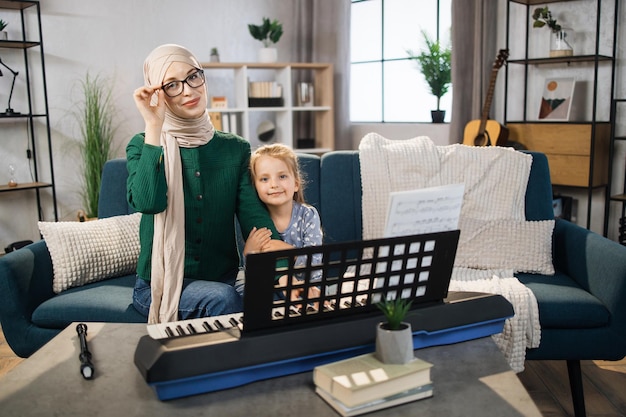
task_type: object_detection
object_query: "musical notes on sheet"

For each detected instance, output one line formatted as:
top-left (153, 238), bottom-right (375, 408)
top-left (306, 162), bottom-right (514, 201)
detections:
top-left (383, 183), bottom-right (465, 237)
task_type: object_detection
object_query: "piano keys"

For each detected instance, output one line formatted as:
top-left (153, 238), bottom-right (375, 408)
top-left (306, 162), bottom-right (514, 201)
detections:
top-left (147, 313), bottom-right (244, 339)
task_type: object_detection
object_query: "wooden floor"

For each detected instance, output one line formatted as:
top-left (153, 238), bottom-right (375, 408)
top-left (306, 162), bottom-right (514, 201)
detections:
top-left (0, 326), bottom-right (625, 416)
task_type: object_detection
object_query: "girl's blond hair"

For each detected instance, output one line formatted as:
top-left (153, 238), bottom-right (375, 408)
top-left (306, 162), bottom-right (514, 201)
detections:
top-left (250, 143), bottom-right (305, 204)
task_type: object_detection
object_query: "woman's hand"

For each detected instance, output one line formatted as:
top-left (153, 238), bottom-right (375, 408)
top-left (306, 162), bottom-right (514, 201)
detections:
top-left (133, 85), bottom-right (165, 145)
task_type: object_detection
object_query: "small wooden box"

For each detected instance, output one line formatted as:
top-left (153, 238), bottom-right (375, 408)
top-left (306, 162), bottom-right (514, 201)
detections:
top-left (507, 123), bottom-right (610, 187)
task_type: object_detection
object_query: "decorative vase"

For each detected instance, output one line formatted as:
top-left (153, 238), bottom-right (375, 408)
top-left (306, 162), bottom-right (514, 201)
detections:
top-left (375, 322), bottom-right (415, 364)
top-left (431, 110), bottom-right (445, 123)
top-left (258, 47), bottom-right (277, 63)
top-left (210, 54), bottom-right (220, 63)
top-left (550, 29), bottom-right (573, 58)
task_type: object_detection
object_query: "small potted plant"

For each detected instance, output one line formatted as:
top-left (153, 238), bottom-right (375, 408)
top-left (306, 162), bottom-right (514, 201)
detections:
top-left (210, 47), bottom-right (220, 63)
top-left (532, 6), bottom-right (573, 57)
top-left (248, 17), bottom-right (283, 63)
top-left (375, 297), bottom-right (414, 364)
top-left (0, 19), bottom-right (8, 41)
top-left (407, 30), bottom-right (451, 123)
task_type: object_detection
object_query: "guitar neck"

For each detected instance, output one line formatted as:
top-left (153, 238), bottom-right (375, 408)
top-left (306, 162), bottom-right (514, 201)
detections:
top-left (478, 68), bottom-right (499, 134)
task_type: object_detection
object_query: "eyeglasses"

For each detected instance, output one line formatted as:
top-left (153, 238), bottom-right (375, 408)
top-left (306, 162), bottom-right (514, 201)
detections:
top-left (161, 69), bottom-right (205, 97)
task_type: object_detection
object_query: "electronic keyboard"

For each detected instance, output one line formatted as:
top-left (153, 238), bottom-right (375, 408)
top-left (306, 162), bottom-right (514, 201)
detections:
top-left (134, 232), bottom-right (514, 400)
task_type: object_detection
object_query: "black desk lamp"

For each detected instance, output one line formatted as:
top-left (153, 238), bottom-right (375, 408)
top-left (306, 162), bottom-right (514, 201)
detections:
top-left (0, 57), bottom-right (20, 116)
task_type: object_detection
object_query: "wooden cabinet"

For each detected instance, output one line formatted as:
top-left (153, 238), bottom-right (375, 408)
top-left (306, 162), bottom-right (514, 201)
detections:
top-left (507, 123), bottom-right (610, 187)
top-left (504, 0), bottom-right (617, 230)
top-left (0, 1), bottom-right (57, 233)
top-left (199, 62), bottom-right (334, 153)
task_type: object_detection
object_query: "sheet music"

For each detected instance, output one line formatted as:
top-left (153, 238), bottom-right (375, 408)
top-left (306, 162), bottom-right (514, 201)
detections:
top-left (383, 183), bottom-right (465, 237)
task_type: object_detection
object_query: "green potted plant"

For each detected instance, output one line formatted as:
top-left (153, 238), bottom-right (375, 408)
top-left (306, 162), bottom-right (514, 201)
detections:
top-left (407, 30), bottom-right (451, 123)
top-left (0, 19), bottom-right (8, 40)
top-left (248, 17), bottom-right (283, 63)
top-left (76, 73), bottom-right (116, 220)
top-left (532, 7), bottom-right (572, 57)
top-left (210, 47), bottom-right (220, 63)
top-left (375, 297), bottom-right (414, 364)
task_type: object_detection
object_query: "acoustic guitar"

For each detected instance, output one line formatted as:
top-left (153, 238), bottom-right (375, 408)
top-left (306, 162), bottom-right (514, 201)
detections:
top-left (463, 49), bottom-right (509, 147)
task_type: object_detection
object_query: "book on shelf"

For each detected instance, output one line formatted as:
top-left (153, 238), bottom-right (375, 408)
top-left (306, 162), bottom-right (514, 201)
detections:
top-left (313, 352), bottom-right (433, 408)
top-left (248, 81), bottom-right (283, 98)
top-left (315, 384), bottom-right (433, 417)
top-left (210, 96), bottom-right (228, 108)
top-left (229, 113), bottom-right (238, 135)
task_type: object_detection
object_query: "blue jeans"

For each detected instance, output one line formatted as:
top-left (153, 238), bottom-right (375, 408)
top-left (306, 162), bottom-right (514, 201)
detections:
top-left (132, 270), bottom-right (242, 320)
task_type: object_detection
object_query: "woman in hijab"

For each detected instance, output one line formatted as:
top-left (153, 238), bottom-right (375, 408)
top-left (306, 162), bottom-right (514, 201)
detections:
top-left (128, 44), bottom-right (280, 324)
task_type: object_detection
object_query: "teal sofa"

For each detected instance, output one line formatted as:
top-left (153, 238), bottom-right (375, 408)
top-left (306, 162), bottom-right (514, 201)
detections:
top-left (1, 151), bottom-right (625, 417)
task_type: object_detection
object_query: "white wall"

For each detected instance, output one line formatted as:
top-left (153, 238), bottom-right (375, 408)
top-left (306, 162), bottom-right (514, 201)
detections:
top-left (0, 0), bottom-right (300, 249)
top-left (1, 0), bottom-right (625, 250)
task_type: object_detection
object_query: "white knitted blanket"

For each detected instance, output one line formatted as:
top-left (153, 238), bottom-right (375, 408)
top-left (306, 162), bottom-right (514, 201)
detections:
top-left (359, 133), bottom-right (541, 372)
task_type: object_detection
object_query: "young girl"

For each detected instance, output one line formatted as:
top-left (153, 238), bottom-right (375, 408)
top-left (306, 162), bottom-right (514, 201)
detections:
top-left (243, 144), bottom-right (323, 299)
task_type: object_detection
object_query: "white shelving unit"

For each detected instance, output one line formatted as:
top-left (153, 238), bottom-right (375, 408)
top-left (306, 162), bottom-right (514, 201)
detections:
top-left (200, 62), bottom-right (334, 153)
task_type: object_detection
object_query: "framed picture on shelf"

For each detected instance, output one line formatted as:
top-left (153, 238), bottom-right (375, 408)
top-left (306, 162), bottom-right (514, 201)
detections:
top-left (538, 78), bottom-right (576, 121)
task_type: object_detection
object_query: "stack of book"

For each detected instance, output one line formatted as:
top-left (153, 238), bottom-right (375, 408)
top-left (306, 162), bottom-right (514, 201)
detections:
top-left (313, 353), bottom-right (433, 416)
top-left (248, 81), bottom-right (284, 107)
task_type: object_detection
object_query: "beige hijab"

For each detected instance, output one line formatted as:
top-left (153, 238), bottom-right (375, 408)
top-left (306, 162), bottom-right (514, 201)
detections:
top-left (143, 44), bottom-right (215, 323)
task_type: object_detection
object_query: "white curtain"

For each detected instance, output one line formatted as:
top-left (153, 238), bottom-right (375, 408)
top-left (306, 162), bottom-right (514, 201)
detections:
top-left (293, 0), bottom-right (351, 150)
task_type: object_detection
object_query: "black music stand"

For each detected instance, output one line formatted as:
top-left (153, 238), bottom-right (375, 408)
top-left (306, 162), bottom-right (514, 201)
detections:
top-left (0, 57), bottom-right (20, 116)
top-left (243, 230), bottom-right (460, 334)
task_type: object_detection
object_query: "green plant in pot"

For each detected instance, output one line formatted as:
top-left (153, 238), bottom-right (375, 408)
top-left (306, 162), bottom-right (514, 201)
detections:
top-left (0, 19), bottom-right (8, 40)
top-left (532, 7), bottom-right (572, 57)
top-left (407, 30), bottom-right (451, 123)
top-left (76, 73), bottom-right (116, 220)
top-left (375, 297), bottom-right (414, 364)
top-left (248, 17), bottom-right (283, 63)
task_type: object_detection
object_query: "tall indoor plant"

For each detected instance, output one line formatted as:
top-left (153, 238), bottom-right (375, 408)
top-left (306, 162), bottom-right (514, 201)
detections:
top-left (248, 17), bottom-right (283, 63)
top-left (76, 73), bottom-right (116, 220)
top-left (407, 30), bottom-right (452, 123)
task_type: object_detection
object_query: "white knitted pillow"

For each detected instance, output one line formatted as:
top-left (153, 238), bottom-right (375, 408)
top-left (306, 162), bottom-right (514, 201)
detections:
top-left (38, 213), bottom-right (141, 293)
top-left (455, 218), bottom-right (555, 275)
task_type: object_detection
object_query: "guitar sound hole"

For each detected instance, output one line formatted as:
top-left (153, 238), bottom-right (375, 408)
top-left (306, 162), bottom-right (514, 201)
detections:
top-left (474, 132), bottom-right (491, 147)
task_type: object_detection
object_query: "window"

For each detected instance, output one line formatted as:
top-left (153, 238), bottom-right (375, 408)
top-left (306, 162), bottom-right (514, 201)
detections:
top-left (350, 0), bottom-right (452, 123)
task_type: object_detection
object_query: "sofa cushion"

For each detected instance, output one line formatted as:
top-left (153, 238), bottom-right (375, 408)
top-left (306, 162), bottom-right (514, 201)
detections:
top-left (517, 272), bottom-right (610, 329)
top-left (455, 218), bottom-right (555, 274)
top-left (31, 274), bottom-right (145, 328)
top-left (38, 213), bottom-right (141, 293)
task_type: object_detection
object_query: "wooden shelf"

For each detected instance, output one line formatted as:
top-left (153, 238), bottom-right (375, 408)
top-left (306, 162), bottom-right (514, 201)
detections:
top-left (507, 123), bottom-right (610, 188)
top-left (508, 55), bottom-right (614, 66)
top-left (0, 182), bottom-right (52, 192)
top-left (0, 0), bottom-right (36, 10)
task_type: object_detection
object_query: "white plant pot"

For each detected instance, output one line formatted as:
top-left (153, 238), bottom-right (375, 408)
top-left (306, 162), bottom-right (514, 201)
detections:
top-left (375, 322), bottom-right (415, 364)
top-left (0, 31), bottom-right (7, 41)
top-left (258, 47), bottom-right (277, 63)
